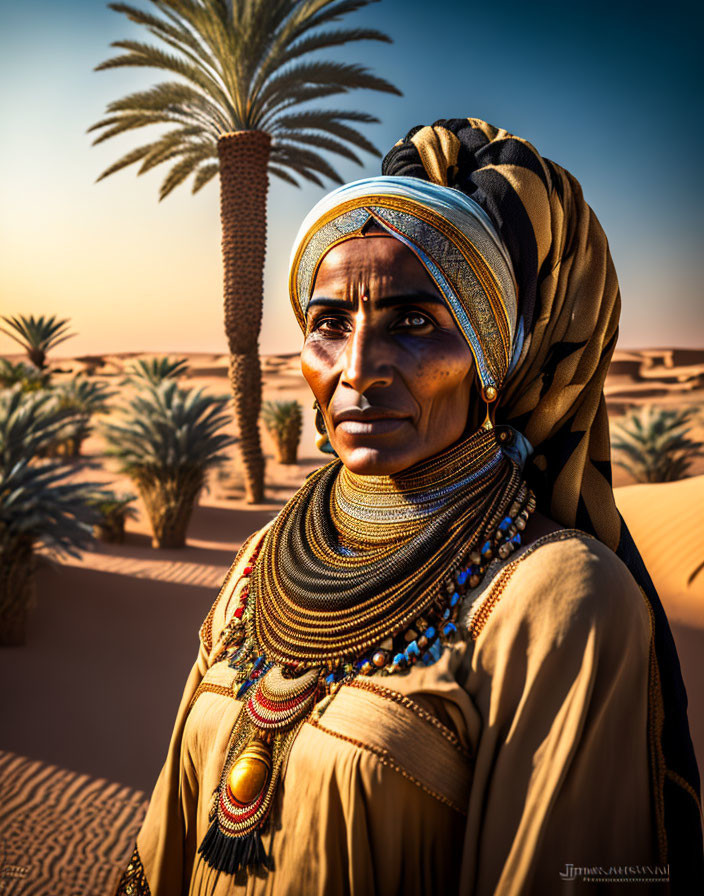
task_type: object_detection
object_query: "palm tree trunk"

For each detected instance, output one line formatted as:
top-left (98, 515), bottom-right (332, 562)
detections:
top-left (138, 472), bottom-right (203, 549)
top-left (0, 536), bottom-right (34, 646)
top-left (217, 131), bottom-right (271, 504)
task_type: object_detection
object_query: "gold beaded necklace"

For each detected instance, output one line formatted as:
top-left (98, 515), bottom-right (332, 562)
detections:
top-left (253, 427), bottom-right (518, 665)
top-left (196, 425), bottom-right (534, 882)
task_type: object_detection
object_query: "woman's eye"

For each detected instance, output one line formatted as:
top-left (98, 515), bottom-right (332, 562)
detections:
top-left (309, 316), bottom-right (348, 335)
top-left (397, 311), bottom-right (433, 329)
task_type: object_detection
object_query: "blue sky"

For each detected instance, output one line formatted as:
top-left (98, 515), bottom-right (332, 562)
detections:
top-left (1, 0), bottom-right (702, 355)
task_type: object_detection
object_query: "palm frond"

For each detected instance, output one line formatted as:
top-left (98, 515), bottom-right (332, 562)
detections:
top-left (257, 85), bottom-right (349, 125)
top-left (270, 142), bottom-right (343, 182)
top-left (253, 25), bottom-right (391, 96)
top-left (97, 39), bottom-right (235, 116)
top-left (267, 163), bottom-right (301, 187)
top-left (91, 0), bottom-right (399, 196)
top-left (96, 144), bottom-right (155, 182)
top-left (109, 3), bottom-right (228, 84)
top-left (90, 112), bottom-right (182, 145)
top-left (271, 158), bottom-right (324, 186)
top-left (159, 147), bottom-right (214, 199)
top-left (270, 109), bottom-right (380, 154)
top-left (274, 130), bottom-right (363, 164)
top-left (261, 399), bottom-right (302, 436)
top-left (0, 388), bottom-right (107, 553)
top-left (251, 60), bottom-right (400, 124)
top-left (270, 0), bottom-right (380, 50)
top-left (192, 162), bottom-right (220, 193)
top-left (55, 377), bottom-right (115, 414)
top-left (47, 376), bottom-right (116, 455)
top-left (0, 360), bottom-right (50, 392)
top-left (103, 82), bottom-right (230, 133)
top-left (124, 356), bottom-right (190, 384)
top-left (137, 128), bottom-right (212, 175)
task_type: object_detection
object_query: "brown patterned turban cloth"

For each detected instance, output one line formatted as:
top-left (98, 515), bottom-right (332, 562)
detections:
top-left (382, 120), bottom-right (621, 550)
top-left (289, 117), bottom-right (703, 887)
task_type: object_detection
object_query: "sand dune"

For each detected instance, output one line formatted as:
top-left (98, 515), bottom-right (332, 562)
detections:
top-left (615, 476), bottom-right (704, 626)
top-left (0, 751), bottom-right (145, 894)
top-left (616, 476), bottom-right (704, 775)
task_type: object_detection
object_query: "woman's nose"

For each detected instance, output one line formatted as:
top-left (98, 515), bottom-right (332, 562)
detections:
top-left (340, 315), bottom-right (393, 394)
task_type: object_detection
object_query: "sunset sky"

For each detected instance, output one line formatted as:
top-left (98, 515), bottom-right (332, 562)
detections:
top-left (1, 0), bottom-right (702, 357)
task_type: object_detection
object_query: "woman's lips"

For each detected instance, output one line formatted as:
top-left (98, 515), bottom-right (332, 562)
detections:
top-left (336, 417), bottom-right (410, 435)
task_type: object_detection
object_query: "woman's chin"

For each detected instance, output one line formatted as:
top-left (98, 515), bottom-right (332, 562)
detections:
top-left (334, 440), bottom-right (421, 476)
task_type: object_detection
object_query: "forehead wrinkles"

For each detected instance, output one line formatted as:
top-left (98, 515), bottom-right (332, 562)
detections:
top-left (312, 239), bottom-right (433, 300)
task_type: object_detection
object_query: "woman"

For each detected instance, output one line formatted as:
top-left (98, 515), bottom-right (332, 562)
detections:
top-left (117, 119), bottom-right (702, 895)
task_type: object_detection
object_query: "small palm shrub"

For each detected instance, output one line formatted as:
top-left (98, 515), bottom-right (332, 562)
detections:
top-left (87, 491), bottom-right (138, 544)
top-left (46, 377), bottom-right (115, 458)
top-left (0, 314), bottom-right (74, 369)
top-left (0, 388), bottom-right (104, 645)
top-left (611, 405), bottom-right (704, 483)
top-left (103, 381), bottom-right (235, 548)
top-left (0, 359), bottom-right (51, 392)
top-left (124, 356), bottom-right (189, 386)
top-left (261, 400), bottom-right (303, 464)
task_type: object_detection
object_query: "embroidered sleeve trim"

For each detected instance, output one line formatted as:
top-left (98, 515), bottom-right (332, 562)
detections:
top-left (464, 529), bottom-right (593, 639)
top-left (187, 681), bottom-right (236, 713)
top-left (115, 844), bottom-right (151, 896)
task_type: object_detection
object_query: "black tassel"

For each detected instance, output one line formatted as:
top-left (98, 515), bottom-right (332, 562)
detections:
top-left (198, 818), bottom-right (272, 875)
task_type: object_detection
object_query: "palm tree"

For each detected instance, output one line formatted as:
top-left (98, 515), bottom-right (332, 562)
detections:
top-left (0, 314), bottom-right (74, 370)
top-left (0, 359), bottom-right (51, 392)
top-left (261, 398), bottom-right (302, 463)
top-left (87, 491), bottom-right (139, 543)
top-left (124, 355), bottom-right (189, 385)
top-left (611, 404), bottom-right (704, 483)
top-left (49, 377), bottom-right (116, 457)
top-left (103, 380), bottom-right (235, 547)
top-left (0, 388), bottom-right (105, 644)
top-left (89, 0), bottom-right (400, 502)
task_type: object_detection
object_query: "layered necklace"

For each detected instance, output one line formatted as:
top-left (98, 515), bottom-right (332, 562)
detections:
top-left (197, 426), bottom-right (535, 880)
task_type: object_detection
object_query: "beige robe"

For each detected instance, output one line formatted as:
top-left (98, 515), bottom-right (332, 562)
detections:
top-left (130, 525), bottom-right (663, 895)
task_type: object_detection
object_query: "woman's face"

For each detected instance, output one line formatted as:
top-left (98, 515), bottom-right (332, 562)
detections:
top-left (300, 233), bottom-right (476, 475)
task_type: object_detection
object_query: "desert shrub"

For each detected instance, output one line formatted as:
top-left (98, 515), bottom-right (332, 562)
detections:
top-left (45, 376), bottom-right (115, 457)
top-left (0, 359), bottom-right (51, 392)
top-left (124, 356), bottom-right (189, 385)
top-left (103, 380), bottom-right (235, 548)
top-left (87, 491), bottom-right (138, 544)
top-left (261, 400), bottom-right (303, 464)
top-left (0, 387), bottom-right (105, 644)
top-left (611, 404), bottom-right (704, 483)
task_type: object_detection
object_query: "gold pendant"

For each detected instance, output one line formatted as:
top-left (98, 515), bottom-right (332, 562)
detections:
top-left (227, 733), bottom-right (272, 806)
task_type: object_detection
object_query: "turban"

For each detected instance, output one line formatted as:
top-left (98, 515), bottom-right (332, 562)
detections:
top-left (289, 177), bottom-right (520, 398)
top-left (288, 117), bottom-right (703, 884)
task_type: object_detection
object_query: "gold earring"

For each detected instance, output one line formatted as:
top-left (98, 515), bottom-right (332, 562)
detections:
top-left (481, 384), bottom-right (498, 431)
